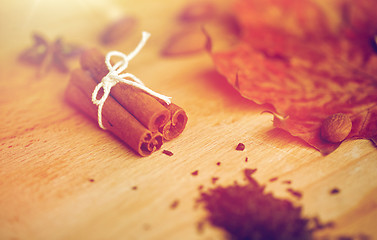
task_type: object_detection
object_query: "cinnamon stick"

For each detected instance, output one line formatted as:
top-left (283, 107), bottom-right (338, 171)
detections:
top-left (65, 69), bottom-right (163, 156)
top-left (159, 103), bottom-right (188, 140)
top-left (80, 48), bottom-right (170, 132)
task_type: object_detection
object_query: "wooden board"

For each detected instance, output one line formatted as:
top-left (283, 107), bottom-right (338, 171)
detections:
top-left (1, 0), bottom-right (377, 239)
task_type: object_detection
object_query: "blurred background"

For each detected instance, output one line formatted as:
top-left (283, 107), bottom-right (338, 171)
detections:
top-left (0, 0), bottom-right (188, 59)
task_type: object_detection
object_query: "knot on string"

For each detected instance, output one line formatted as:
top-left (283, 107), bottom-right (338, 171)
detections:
top-left (91, 31), bottom-right (172, 130)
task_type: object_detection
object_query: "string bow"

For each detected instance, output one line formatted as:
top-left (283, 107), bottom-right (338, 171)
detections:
top-left (91, 31), bottom-right (172, 129)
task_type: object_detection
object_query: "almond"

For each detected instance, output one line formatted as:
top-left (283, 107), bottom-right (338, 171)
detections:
top-left (160, 28), bottom-right (207, 57)
top-left (320, 113), bottom-right (352, 143)
top-left (99, 16), bottom-right (137, 45)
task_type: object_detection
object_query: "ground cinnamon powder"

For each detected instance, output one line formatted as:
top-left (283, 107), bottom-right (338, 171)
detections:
top-left (197, 169), bottom-right (331, 240)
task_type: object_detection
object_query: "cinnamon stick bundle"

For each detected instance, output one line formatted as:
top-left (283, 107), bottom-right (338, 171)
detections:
top-left (80, 48), bottom-right (188, 139)
top-left (66, 69), bottom-right (163, 156)
top-left (65, 49), bottom-right (187, 156)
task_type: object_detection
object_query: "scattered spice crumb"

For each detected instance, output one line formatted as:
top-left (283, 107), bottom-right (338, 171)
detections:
top-left (170, 199), bottom-right (180, 209)
top-left (269, 177), bottom-right (278, 182)
top-left (8, 146), bottom-right (12, 148)
top-left (88, 179), bottom-right (95, 182)
top-left (25, 143), bottom-right (33, 147)
top-left (216, 162), bottom-right (221, 166)
top-left (287, 188), bottom-right (303, 199)
top-left (197, 221), bottom-right (205, 234)
top-left (143, 223), bottom-right (151, 231)
top-left (191, 170), bottom-right (199, 176)
top-left (197, 168), bottom-right (333, 240)
top-left (198, 185), bottom-right (204, 191)
top-left (211, 177), bottom-right (219, 184)
top-left (132, 186), bottom-right (138, 190)
top-left (330, 188), bottom-right (340, 195)
top-left (235, 143), bottom-right (245, 151)
top-left (245, 157), bottom-right (248, 162)
top-left (162, 150), bottom-right (174, 156)
top-left (282, 180), bottom-right (292, 184)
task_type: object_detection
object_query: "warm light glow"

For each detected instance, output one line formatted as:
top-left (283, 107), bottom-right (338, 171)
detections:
top-left (0, 0), bottom-right (123, 54)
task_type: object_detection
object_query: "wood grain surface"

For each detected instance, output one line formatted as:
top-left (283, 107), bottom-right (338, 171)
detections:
top-left (1, 0), bottom-right (377, 240)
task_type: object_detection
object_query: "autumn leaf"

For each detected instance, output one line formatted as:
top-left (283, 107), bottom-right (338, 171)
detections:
top-left (207, 0), bottom-right (377, 154)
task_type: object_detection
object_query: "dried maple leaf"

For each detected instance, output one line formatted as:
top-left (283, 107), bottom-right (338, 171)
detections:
top-left (207, 0), bottom-right (377, 154)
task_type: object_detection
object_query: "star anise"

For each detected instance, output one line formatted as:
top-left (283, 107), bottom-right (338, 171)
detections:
top-left (19, 32), bottom-right (81, 77)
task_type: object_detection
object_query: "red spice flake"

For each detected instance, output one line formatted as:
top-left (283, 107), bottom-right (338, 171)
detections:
top-left (178, 2), bottom-right (217, 23)
top-left (24, 143), bottom-right (32, 147)
top-left (198, 185), bottom-right (204, 191)
top-left (99, 16), bottom-right (137, 45)
top-left (160, 28), bottom-right (207, 57)
top-left (88, 179), bottom-right (95, 182)
top-left (245, 157), bottom-right (248, 162)
top-left (330, 188), bottom-right (340, 195)
top-left (282, 180), bottom-right (292, 185)
top-left (131, 186), bottom-right (138, 190)
top-left (197, 168), bottom-right (330, 240)
top-left (206, 0), bottom-right (377, 154)
top-left (269, 177), bottom-right (278, 182)
top-left (235, 143), bottom-right (245, 151)
top-left (211, 177), bottom-right (219, 184)
top-left (170, 199), bottom-right (180, 209)
top-left (197, 221), bottom-right (205, 234)
top-left (216, 162), bottom-right (221, 166)
top-left (191, 170), bottom-right (199, 176)
top-left (162, 150), bottom-right (174, 156)
top-left (143, 223), bottom-right (151, 231)
top-left (287, 188), bottom-right (303, 199)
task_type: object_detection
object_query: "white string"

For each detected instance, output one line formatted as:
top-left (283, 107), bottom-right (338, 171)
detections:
top-left (91, 31), bottom-right (172, 130)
